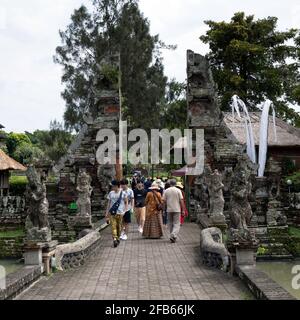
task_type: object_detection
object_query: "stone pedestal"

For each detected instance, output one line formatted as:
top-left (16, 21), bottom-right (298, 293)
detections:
top-left (24, 226), bottom-right (52, 267)
top-left (228, 241), bottom-right (258, 275)
top-left (236, 248), bottom-right (256, 266)
top-left (210, 214), bottom-right (227, 232)
top-left (24, 242), bottom-right (43, 266)
top-left (24, 240), bottom-right (58, 274)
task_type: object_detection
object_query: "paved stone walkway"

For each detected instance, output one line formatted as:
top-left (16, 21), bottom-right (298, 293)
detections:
top-left (16, 223), bottom-right (251, 300)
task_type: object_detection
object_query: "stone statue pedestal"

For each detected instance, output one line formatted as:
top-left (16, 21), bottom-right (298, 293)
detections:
top-left (236, 247), bottom-right (257, 266)
top-left (24, 242), bottom-right (44, 266)
top-left (24, 225), bottom-right (52, 267)
top-left (210, 214), bottom-right (227, 232)
top-left (24, 240), bottom-right (58, 274)
top-left (74, 216), bottom-right (93, 238)
top-left (227, 240), bottom-right (258, 275)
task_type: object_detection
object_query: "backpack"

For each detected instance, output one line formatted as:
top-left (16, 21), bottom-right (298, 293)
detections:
top-left (109, 191), bottom-right (123, 215)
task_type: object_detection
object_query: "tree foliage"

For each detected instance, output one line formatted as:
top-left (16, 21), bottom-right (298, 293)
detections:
top-left (200, 12), bottom-right (300, 126)
top-left (6, 133), bottom-right (32, 156)
top-left (54, 0), bottom-right (169, 131)
top-left (3, 120), bottom-right (73, 164)
top-left (161, 80), bottom-right (187, 131)
top-left (12, 142), bottom-right (44, 165)
top-left (26, 120), bottom-right (74, 162)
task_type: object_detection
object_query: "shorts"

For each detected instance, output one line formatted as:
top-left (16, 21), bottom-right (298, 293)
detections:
top-left (134, 207), bottom-right (146, 222)
top-left (123, 210), bottom-right (132, 224)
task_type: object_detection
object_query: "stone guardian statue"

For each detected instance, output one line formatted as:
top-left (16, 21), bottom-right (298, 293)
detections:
top-left (25, 165), bottom-right (51, 242)
top-left (76, 169), bottom-right (93, 217)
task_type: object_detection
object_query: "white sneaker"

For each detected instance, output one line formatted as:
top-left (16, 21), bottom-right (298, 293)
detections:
top-left (122, 234), bottom-right (128, 241)
top-left (139, 227), bottom-right (143, 234)
top-left (120, 230), bottom-right (125, 238)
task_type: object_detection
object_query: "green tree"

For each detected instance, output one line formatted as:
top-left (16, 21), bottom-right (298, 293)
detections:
top-left (54, 0), bottom-right (170, 131)
top-left (200, 12), bottom-right (300, 126)
top-left (12, 142), bottom-right (44, 164)
top-left (161, 79), bottom-right (187, 130)
top-left (6, 133), bottom-right (31, 156)
top-left (0, 130), bottom-right (8, 153)
top-left (292, 33), bottom-right (300, 127)
top-left (26, 120), bottom-right (74, 162)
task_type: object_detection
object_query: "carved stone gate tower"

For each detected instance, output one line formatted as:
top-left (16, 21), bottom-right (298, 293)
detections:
top-left (46, 54), bottom-right (122, 242)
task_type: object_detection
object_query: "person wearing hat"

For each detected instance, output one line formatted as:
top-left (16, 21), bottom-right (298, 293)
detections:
top-left (176, 181), bottom-right (184, 189)
top-left (163, 179), bottom-right (185, 243)
top-left (155, 179), bottom-right (164, 195)
top-left (176, 181), bottom-right (188, 225)
top-left (143, 182), bottom-right (164, 239)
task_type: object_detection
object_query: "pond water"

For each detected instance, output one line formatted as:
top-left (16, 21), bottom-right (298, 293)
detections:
top-left (257, 261), bottom-right (300, 300)
top-left (0, 259), bottom-right (23, 278)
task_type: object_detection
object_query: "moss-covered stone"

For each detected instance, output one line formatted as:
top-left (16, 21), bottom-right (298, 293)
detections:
top-left (0, 235), bottom-right (24, 258)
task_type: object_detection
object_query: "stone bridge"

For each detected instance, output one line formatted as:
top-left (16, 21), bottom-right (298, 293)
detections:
top-left (16, 223), bottom-right (250, 300)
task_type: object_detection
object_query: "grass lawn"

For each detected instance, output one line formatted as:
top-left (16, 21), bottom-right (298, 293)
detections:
top-left (0, 229), bottom-right (25, 238)
top-left (289, 226), bottom-right (300, 238)
top-left (9, 175), bottom-right (28, 184)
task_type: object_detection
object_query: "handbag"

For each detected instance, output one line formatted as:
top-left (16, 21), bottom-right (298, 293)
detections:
top-left (109, 191), bottom-right (123, 216)
top-left (151, 190), bottom-right (163, 211)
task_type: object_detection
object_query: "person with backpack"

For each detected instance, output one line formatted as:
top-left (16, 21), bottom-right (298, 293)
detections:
top-left (105, 180), bottom-right (128, 248)
top-left (143, 182), bottom-right (163, 239)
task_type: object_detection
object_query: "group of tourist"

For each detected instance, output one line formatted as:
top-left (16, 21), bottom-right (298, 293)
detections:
top-left (105, 174), bottom-right (188, 248)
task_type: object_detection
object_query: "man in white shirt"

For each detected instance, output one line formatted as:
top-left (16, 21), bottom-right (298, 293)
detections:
top-left (163, 179), bottom-right (185, 243)
top-left (105, 180), bottom-right (128, 248)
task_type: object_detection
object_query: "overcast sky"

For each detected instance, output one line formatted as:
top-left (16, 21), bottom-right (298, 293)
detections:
top-left (1, 0), bottom-right (300, 133)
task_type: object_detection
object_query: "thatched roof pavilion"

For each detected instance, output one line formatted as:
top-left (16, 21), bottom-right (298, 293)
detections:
top-left (174, 112), bottom-right (300, 170)
top-left (223, 112), bottom-right (300, 147)
top-left (0, 149), bottom-right (26, 195)
top-left (0, 149), bottom-right (27, 171)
